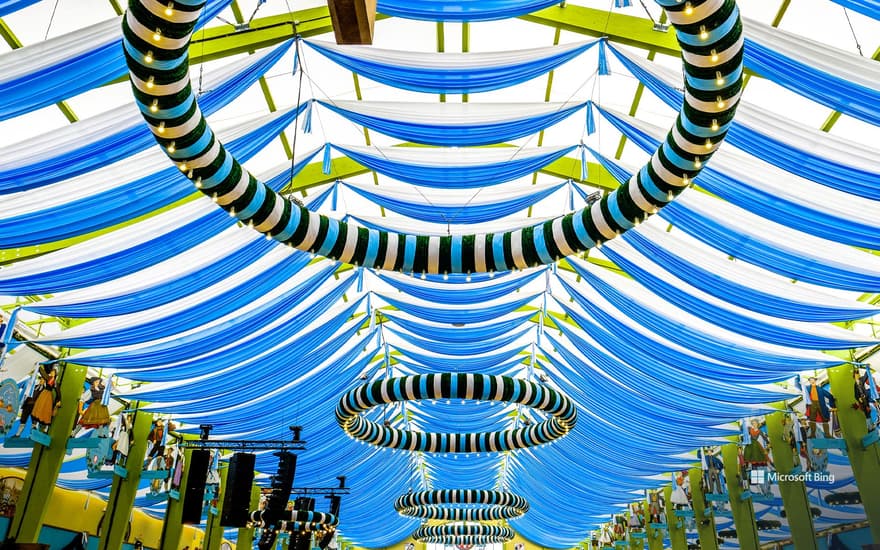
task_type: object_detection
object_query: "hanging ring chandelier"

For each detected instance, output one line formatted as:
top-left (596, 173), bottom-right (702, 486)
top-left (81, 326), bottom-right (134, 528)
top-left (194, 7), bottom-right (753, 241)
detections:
top-left (121, 0), bottom-right (743, 274)
top-left (335, 373), bottom-right (576, 453)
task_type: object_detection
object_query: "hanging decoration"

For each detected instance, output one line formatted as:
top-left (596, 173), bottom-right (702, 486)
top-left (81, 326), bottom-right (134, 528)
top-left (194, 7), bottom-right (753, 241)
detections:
top-left (336, 373), bottom-right (576, 452)
top-left (395, 489), bottom-right (529, 521)
top-left (121, 0), bottom-right (744, 275)
top-left (413, 524), bottom-right (515, 541)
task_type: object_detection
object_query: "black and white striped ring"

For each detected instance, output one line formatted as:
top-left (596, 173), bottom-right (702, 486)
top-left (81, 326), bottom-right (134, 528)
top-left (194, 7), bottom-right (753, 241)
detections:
top-left (335, 373), bottom-right (576, 453)
top-left (122, 0), bottom-right (743, 274)
top-left (413, 524), bottom-right (516, 542)
top-left (419, 535), bottom-right (513, 545)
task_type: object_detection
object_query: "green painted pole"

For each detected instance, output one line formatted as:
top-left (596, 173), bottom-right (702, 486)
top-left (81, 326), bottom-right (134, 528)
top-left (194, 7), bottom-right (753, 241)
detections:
top-left (8, 363), bottom-right (87, 542)
top-left (721, 443), bottom-right (760, 550)
top-left (765, 411), bottom-right (818, 550)
top-left (237, 484), bottom-right (261, 549)
top-left (205, 464), bottom-right (229, 550)
top-left (644, 496), bottom-right (663, 550)
top-left (99, 408), bottom-right (153, 550)
top-left (828, 364), bottom-right (880, 541)
top-left (160, 447), bottom-right (194, 550)
top-left (688, 468), bottom-right (719, 550)
top-left (663, 486), bottom-right (687, 550)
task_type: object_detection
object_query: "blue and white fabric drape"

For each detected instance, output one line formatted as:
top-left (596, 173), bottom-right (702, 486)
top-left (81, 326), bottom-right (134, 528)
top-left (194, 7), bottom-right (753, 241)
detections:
top-left (330, 144), bottom-right (576, 188)
top-left (303, 38), bottom-right (599, 93)
top-left (316, 99), bottom-right (588, 146)
top-left (375, 0), bottom-right (560, 21)
top-left (0, 42), bottom-right (292, 193)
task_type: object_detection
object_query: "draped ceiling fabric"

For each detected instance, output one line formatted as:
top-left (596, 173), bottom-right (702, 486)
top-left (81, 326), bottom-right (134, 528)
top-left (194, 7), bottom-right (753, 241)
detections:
top-left (0, 0), bottom-right (878, 549)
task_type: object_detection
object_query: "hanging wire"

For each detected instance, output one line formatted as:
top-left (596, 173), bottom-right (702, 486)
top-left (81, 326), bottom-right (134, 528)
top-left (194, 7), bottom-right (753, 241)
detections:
top-left (43, 0), bottom-right (61, 40)
top-left (842, 8), bottom-right (864, 56)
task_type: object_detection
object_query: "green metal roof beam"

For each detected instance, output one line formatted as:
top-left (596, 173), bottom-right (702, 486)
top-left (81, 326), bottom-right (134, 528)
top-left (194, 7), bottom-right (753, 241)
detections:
top-left (519, 4), bottom-right (680, 57)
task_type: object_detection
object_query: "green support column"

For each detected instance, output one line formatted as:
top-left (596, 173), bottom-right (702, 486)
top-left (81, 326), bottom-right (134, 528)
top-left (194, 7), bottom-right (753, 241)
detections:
top-left (99, 408), bottom-right (153, 550)
top-left (828, 364), bottom-right (880, 541)
top-left (205, 464), bottom-right (229, 550)
top-left (765, 411), bottom-right (818, 550)
top-left (160, 447), bottom-right (194, 550)
top-left (663, 486), bottom-right (686, 550)
top-left (644, 496), bottom-right (663, 550)
top-left (721, 443), bottom-right (760, 550)
top-left (8, 363), bottom-right (87, 542)
top-left (688, 468), bottom-right (718, 550)
top-left (237, 484), bottom-right (262, 549)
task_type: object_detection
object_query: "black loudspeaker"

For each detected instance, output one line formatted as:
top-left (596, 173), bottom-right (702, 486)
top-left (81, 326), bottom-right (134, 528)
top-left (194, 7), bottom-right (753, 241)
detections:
top-left (220, 452), bottom-right (256, 527)
top-left (181, 449), bottom-right (211, 524)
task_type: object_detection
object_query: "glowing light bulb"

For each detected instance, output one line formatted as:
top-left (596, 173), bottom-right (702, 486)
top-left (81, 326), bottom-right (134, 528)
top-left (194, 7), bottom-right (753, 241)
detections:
top-left (667, 191), bottom-right (675, 201)
top-left (211, 193), bottom-right (218, 202)
top-left (693, 157), bottom-right (702, 169)
top-left (710, 119), bottom-right (719, 131)
top-left (704, 138), bottom-right (713, 149)
top-left (146, 76), bottom-right (155, 89)
top-left (195, 177), bottom-right (203, 188)
top-left (179, 162), bottom-right (188, 172)
top-left (715, 71), bottom-right (725, 86)
top-left (144, 50), bottom-right (154, 64)
top-left (716, 96), bottom-right (726, 108)
top-left (157, 121), bottom-right (166, 133)
top-left (710, 49), bottom-right (719, 62)
top-left (699, 25), bottom-right (708, 40)
top-left (166, 141), bottom-right (176, 153)
top-left (165, 2), bottom-right (174, 15)
top-left (681, 174), bottom-right (689, 186)
top-left (149, 99), bottom-right (159, 113)
top-left (595, 240), bottom-right (602, 249)
top-left (152, 28), bottom-right (162, 41)
top-left (684, 2), bottom-right (693, 15)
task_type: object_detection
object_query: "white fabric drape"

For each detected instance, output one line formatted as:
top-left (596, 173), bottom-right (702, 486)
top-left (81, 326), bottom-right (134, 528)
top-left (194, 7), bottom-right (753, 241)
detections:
top-left (609, 46), bottom-right (880, 174)
top-left (0, 16), bottom-right (119, 84)
top-left (335, 144), bottom-right (573, 166)
top-left (743, 16), bottom-right (880, 92)
top-left (0, 46), bottom-right (285, 171)
top-left (306, 39), bottom-right (595, 69)
top-left (600, 106), bottom-right (880, 225)
top-left (318, 99), bottom-right (588, 125)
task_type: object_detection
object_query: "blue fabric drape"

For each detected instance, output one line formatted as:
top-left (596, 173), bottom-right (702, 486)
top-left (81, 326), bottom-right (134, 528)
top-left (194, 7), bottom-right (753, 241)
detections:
top-left (592, 107), bottom-right (880, 249)
top-left (0, 105), bottom-right (311, 248)
top-left (376, 269), bottom-right (544, 304)
top-left (22, 184), bottom-right (325, 319)
top-left (827, 0), bottom-right (880, 19)
top-left (585, 147), bottom-right (880, 293)
top-left (549, 324), bottom-right (774, 419)
top-left (0, 0), bottom-right (231, 121)
top-left (90, 282), bottom-right (357, 377)
top-left (331, 144), bottom-right (576, 188)
top-left (553, 299), bottom-right (794, 386)
top-left (597, 244), bottom-right (875, 349)
top-left (128, 314), bottom-right (365, 402)
top-left (0, 0), bottom-right (39, 17)
top-left (619, 231), bottom-right (879, 323)
top-left (304, 39), bottom-right (599, 94)
top-left (392, 343), bottom-right (528, 371)
top-left (0, 42), bottom-right (292, 193)
top-left (743, 35), bottom-right (880, 127)
top-left (375, 0), bottom-right (560, 21)
top-left (388, 324), bottom-right (532, 356)
top-left (378, 292), bottom-right (539, 324)
top-left (381, 310), bottom-right (534, 342)
top-left (341, 180), bottom-right (565, 223)
top-left (316, 100), bottom-right (587, 146)
top-left (36, 259), bottom-right (331, 348)
top-left (558, 270), bottom-right (841, 371)
top-left (603, 48), bottom-right (880, 200)
top-left (141, 327), bottom-right (374, 414)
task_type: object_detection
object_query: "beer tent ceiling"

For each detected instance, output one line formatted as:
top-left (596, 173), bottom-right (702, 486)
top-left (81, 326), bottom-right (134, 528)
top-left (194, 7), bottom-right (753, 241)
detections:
top-left (0, 0), bottom-right (879, 546)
